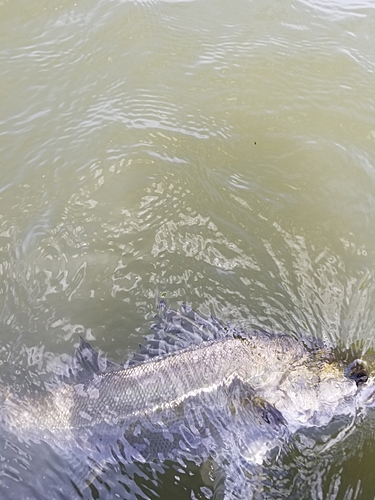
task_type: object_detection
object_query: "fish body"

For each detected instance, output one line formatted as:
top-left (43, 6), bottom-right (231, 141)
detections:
top-left (1, 304), bottom-right (374, 498)
top-left (2, 334), bottom-right (300, 458)
top-left (5, 333), bottom-right (305, 431)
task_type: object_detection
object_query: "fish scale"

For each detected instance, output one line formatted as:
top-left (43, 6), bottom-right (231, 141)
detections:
top-left (6, 333), bottom-right (302, 434)
top-left (1, 305), bottom-right (374, 489)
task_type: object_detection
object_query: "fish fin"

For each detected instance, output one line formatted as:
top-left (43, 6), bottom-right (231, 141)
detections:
top-left (62, 337), bottom-right (121, 384)
top-left (225, 377), bottom-right (286, 434)
top-left (127, 301), bottom-right (239, 365)
top-left (77, 336), bottom-right (121, 373)
top-left (200, 458), bottom-right (225, 500)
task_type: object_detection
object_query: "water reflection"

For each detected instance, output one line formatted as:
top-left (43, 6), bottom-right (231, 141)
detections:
top-left (1, 0), bottom-right (375, 497)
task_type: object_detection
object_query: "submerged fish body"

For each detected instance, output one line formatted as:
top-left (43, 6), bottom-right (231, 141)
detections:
top-left (3, 331), bottom-right (300, 456)
top-left (1, 304), bottom-right (374, 498)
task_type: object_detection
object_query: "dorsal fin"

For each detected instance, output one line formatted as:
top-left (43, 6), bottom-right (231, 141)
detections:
top-left (126, 301), bottom-right (239, 366)
top-left (62, 337), bottom-right (121, 384)
top-left (76, 337), bottom-right (120, 374)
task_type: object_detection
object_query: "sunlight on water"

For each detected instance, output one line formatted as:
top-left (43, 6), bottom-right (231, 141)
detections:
top-left (1, 0), bottom-right (375, 498)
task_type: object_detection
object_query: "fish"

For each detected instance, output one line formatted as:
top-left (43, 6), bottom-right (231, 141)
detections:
top-left (1, 302), bottom-right (375, 499)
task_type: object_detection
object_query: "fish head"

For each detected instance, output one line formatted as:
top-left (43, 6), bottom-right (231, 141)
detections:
top-left (345, 358), bottom-right (370, 386)
top-left (346, 358), bottom-right (375, 408)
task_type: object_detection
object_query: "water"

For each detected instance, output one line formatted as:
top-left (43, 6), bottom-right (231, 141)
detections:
top-left (1, 0), bottom-right (375, 498)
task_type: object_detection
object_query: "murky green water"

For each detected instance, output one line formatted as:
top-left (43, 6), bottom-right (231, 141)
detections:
top-left (1, 0), bottom-right (375, 498)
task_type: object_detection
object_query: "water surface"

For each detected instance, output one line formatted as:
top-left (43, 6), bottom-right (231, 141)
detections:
top-left (1, 0), bottom-right (375, 498)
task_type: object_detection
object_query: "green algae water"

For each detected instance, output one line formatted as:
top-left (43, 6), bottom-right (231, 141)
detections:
top-left (1, 0), bottom-right (375, 498)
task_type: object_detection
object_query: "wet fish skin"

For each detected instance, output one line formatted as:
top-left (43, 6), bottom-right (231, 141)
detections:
top-left (1, 306), bottom-right (372, 464)
top-left (3, 333), bottom-right (305, 434)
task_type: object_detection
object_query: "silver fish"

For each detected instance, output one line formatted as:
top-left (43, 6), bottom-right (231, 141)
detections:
top-left (1, 303), bottom-right (374, 498)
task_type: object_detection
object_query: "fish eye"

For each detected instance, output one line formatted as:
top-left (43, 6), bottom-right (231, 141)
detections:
top-left (345, 359), bottom-right (368, 386)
